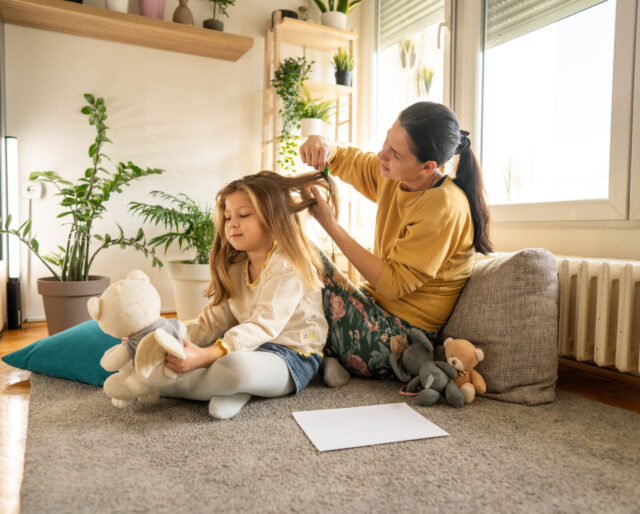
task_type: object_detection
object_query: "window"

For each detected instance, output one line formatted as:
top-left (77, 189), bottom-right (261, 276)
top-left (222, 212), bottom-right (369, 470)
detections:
top-left (478, 0), bottom-right (638, 221)
top-left (375, 0), bottom-right (451, 148)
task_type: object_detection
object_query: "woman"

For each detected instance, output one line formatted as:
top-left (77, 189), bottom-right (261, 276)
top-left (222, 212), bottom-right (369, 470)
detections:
top-left (299, 101), bottom-right (492, 385)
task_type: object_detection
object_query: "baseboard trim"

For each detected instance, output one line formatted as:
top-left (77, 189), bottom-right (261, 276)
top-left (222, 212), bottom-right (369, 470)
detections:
top-left (559, 358), bottom-right (640, 388)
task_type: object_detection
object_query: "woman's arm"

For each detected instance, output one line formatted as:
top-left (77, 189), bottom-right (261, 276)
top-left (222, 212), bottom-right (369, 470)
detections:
top-left (309, 186), bottom-right (384, 287)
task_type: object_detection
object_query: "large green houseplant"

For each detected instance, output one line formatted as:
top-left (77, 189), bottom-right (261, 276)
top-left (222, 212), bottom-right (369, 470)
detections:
top-left (129, 191), bottom-right (215, 320)
top-left (271, 56), bottom-right (313, 173)
top-left (1, 93), bottom-right (164, 333)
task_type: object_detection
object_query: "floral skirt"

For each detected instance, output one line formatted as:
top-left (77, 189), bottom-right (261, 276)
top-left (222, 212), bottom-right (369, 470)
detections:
top-left (319, 251), bottom-right (435, 379)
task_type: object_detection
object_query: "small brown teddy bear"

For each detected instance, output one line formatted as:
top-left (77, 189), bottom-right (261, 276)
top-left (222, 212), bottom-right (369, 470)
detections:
top-left (443, 337), bottom-right (487, 404)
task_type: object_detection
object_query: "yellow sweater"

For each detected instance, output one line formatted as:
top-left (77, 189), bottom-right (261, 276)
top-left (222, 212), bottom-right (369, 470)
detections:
top-left (330, 146), bottom-right (475, 332)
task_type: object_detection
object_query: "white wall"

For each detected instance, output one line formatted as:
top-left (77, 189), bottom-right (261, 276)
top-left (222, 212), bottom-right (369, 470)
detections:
top-left (6, 0), bottom-right (362, 320)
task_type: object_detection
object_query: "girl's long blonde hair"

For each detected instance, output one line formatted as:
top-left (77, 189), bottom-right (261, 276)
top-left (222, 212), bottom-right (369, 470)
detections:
top-left (207, 170), bottom-right (339, 305)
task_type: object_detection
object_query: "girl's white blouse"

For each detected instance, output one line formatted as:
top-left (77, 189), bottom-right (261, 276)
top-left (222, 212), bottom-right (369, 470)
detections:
top-left (186, 243), bottom-right (328, 356)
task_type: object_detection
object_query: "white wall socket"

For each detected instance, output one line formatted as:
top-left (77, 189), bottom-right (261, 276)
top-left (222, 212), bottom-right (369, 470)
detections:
top-left (22, 181), bottom-right (44, 199)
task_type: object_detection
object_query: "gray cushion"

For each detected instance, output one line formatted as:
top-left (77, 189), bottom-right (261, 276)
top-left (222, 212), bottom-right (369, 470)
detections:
top-left (440, 248), bottom-right (558, 405)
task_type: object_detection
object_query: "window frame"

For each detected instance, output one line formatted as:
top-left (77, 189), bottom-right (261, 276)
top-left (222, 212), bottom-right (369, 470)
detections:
top-left (455, 0), bottom-right (638, 224)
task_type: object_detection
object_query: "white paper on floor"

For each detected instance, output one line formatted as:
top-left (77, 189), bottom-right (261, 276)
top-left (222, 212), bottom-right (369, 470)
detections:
top-left (293, 402), bottom-right (449, 451)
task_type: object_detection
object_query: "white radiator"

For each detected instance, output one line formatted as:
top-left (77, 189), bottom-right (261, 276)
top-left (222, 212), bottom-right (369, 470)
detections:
top-left (557, 257), bottom-right (640, 374)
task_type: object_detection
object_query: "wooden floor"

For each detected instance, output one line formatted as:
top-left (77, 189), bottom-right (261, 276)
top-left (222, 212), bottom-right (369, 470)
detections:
top-left (1, 323), bottom-right (640, 513)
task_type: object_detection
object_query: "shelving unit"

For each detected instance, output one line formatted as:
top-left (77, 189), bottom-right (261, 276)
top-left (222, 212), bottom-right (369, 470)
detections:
top-left (262, 11), bottom-right (359, 281)
top-left (0, 0), bottom-right (253, 61)
top-left (261, 11), bottom-right (358, 172)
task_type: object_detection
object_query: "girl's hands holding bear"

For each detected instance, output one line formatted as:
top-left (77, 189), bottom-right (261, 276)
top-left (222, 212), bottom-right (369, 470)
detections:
top-left (165, 338), bottom-right (227, 374)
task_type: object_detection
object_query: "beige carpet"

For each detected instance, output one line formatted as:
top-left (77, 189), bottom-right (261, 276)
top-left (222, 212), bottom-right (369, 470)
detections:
top-left (20, 373), bottom-right (640, 513)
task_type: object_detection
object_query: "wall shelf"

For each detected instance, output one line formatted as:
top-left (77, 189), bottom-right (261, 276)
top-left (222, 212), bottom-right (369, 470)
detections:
top-left (0, 0), bottom-right (254, 61)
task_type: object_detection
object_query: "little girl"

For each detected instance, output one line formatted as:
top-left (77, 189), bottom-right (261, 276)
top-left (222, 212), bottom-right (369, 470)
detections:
top-left (160, 170), bottom-right (339, 419)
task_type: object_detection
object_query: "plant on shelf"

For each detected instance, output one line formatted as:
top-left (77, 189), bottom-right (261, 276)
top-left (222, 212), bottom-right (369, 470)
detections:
top-left (313, 0), bottom-right (364, 14)
top-left (271, 56), bottom-right (313, 173)
top-left (417, 65), bottom-right (435, 96)
top-left (298, 87), bottom-right (334, 137)
top-left (129, 191), bottom-right (216, 320)
top-left (331, 48), bottom-right (355, 86)
top-left (203, 0), bottom-right (236, 31)
top-left (128, 191), bottom-right (215, 266)
top-left (313, 0), bottom-right (365, 29)
top-left (400, 39), bottom-right (416, 69)
top-left (1, 93), bottom-right (163, 283)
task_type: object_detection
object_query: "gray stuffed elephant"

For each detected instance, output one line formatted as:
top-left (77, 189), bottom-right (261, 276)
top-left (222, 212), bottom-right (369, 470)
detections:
top-left (390, 328), bottom-right (465, 408)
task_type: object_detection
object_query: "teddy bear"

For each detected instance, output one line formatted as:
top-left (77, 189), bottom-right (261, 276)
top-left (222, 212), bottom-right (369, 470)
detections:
top-left (443, 337), bottom-right (487, 404)
top-left (390, 328), bottom-right (465, 408)
top-left (88, 270), bottom-right (187, 408)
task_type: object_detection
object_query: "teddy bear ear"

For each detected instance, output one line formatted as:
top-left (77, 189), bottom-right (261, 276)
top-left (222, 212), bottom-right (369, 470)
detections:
top-left (443, 337), bottom-right (453, 348)
top-left (475, 348), bottom-right (485, 362)
top-left (87, 297), bottom-right (101, 321)
top-left (126, 270), bottom-right (150, 282)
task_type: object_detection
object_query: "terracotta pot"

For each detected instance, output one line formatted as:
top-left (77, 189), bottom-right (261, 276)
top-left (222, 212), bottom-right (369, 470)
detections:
top-left (168, 262), bottom-right (210, 321)
top-left (37, 276), bottom-right (110, 335)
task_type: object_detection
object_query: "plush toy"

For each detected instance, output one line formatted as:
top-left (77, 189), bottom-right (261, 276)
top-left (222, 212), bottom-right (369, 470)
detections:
top-left (443, 337), bottom-right (486, 404)
top-left (88, 270), bottom-right (187, 408)
top-left (390, 328), bottom-right (465, 408)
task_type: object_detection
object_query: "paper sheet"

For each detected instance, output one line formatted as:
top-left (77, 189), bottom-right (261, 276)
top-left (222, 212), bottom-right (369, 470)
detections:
top-left (293, 402), bottom-right (449, 452)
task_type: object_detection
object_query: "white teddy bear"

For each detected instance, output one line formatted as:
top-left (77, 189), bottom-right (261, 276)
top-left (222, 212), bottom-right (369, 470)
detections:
top-left (88, 270), bottom-right (187, 408)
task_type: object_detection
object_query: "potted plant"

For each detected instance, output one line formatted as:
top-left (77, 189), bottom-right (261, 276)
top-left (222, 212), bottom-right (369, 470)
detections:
top-left (417, 65), bottom-right (435, 96)
top-left (297, 87), bottom-right (333, 137)
top-left (1, 94), bottom-right (163, 334)
top-left (331, 48), bottom-right (355, 86)
top-left (203, 0), bottom-right (235, 31)
top-left (400, 39), bottom-right (416, 69)
top-left (129, 191), bottom-right (215, 320)
top-left (313, 0), bottom-right (364, 30)
top-left (271, 56), bottom-right (313, 173)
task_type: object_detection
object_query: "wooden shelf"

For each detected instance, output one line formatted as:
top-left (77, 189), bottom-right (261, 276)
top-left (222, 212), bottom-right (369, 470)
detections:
top-left (272, 16), bottom-right (357, 51)
top-left (0, 0), bottom-right (254, 61)
top-left (305, 80), bottom-right (353, 100)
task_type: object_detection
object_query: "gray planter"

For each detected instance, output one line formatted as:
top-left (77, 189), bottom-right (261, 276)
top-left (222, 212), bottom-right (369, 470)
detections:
top-left (203, 18), bottom-right (223, 31)
top-left (37, 275), bottom-right (110, 335)
top-left (335, 70), bottom-right (352, 87)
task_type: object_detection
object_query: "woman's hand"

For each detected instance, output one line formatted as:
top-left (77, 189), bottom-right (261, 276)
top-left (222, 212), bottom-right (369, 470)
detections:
top-left (165, 338), bottom-right (221, 374)
top-left (309, 185), bottom-right (339, 235)
top-left (299, 135), bottom-right (336, 170)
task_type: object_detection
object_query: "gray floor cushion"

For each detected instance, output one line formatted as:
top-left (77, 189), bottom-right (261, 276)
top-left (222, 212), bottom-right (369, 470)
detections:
top-left (440, 248), bottom-right (558, 405)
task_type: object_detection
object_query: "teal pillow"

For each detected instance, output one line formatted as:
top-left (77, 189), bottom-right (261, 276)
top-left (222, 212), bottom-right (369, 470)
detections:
top-left (2, 320), bottom-right (120, 386)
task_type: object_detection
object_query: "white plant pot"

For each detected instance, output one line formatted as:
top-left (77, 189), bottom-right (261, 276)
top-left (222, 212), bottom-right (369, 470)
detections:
top-left (167, 261), bottom-right (210, 321)
top-left (105, 0), bottom-right (129, 13)
top-left (320, 11), bottom-right (347, 30)
top-left (300, 118), bottom-right (325, 137)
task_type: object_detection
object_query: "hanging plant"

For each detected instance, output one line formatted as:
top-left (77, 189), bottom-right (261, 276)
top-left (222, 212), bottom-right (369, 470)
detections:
top-left (417, 65), bottom-right (435, 96)
top-left (400, 39), bottom-right (416, 69)
top-left (271, 56), bottom-right (313, 173)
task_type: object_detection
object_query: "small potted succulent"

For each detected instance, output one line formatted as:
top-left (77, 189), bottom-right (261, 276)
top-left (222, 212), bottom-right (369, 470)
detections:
top-left (331, 48), bottom-right (355, 86)
top-left (313, 0), bottom-right (364, 30)
top-left (298, 87), bottom-right (334, 137)
top-left (417, 65), bottom-right (435, 96)
top-left (1, 94), bottom-right (163, 334)
top-left (129, 191), bottom-right (215, 320)
top-left (203, 0), bottom-right (235, 31)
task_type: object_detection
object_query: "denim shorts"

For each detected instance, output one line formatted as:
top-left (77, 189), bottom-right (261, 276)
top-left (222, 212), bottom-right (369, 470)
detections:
top-left (256, 343), bottom-right (322, 394)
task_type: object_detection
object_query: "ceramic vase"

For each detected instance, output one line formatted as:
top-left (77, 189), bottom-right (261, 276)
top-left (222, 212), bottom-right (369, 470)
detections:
top-left (105, 0), bottom-right (129, 13)
top-left (138, 0), bottom-right (165, 19)
top-left (172, 0), bottom-right (193, 25)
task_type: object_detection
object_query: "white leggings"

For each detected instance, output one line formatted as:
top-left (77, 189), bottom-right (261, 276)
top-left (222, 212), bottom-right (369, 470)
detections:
top-left (159, 351), bottom-right (295, 401)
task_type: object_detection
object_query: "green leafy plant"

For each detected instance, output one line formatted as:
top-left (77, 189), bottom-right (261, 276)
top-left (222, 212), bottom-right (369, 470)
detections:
top-left (417, 65), bottom-right (435, 96)
top-left (313, 0), bottom-right (363, 14)
top-left (208, 0), bottom-right (235, 20)
top-left (331, 48), bottom-right (355, 71)
top-left (0, 94), bottom-right (164, 281)
top-left (129, 191), bottom-right (215, 265)
top-left (298, 87), bottom-right (334, 122)
top-left (271, 56), bottom-right (313, 173)
top-left (400, 39), bottom-right (416, 69)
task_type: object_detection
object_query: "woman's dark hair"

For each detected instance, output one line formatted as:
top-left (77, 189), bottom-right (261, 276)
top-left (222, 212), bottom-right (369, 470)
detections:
top-left (398, 101), bottom-right (493, 254)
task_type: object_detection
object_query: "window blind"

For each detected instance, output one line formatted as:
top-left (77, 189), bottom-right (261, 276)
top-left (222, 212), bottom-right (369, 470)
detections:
top-left (378, 0), bottom-right (444, 50)
top-left (486, 0), bottom-right (607, 49)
